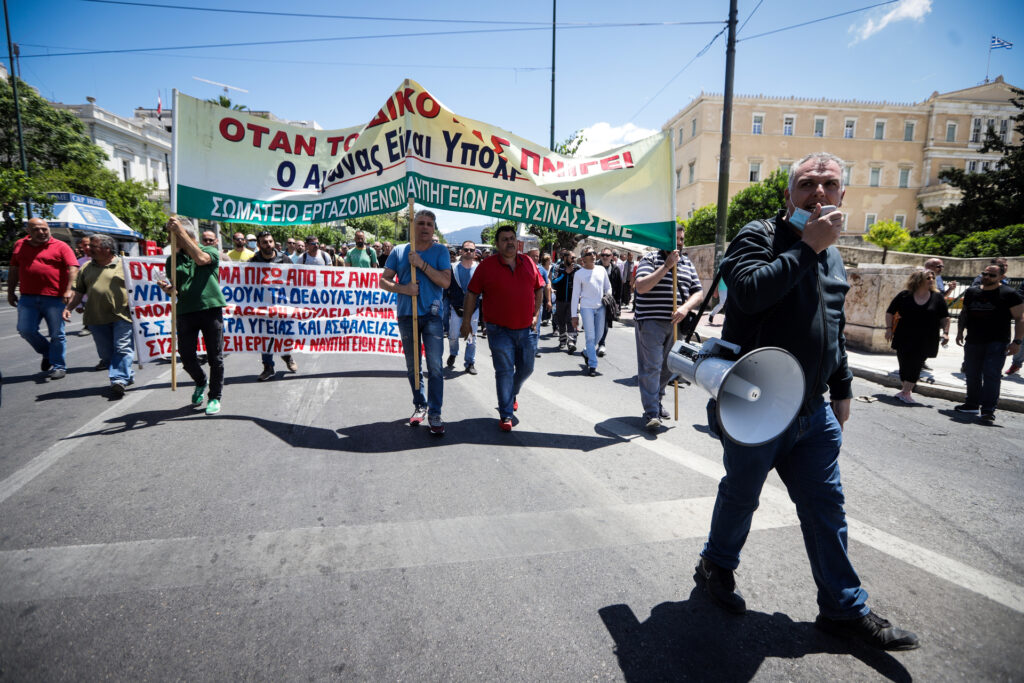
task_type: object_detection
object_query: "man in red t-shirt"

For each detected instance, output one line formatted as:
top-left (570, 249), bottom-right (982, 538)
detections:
top-left (460, 225), bottom-right (544, 431)
top-left (8, 218), bottom-right (79, 378)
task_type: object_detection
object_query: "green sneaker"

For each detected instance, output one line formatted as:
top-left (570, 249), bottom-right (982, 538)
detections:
top-left (191, 384), bottom-right (207, 408)
top-left (205, 398), bottom-right (221, 415)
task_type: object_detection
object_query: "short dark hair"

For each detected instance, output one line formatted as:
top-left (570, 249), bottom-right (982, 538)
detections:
top-left (256, 231), bottom-right (273, 241)
top-left (494, 224), bottom-right (516, 244)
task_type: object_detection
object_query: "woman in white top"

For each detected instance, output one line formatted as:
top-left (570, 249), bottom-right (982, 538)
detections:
top-left (571, 247), bottom-right (612, 375)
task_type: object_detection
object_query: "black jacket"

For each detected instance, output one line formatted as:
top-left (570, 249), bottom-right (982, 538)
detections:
top-left (250, 250), bottom-right (293, 264)
top-left (720, 211), bottom-right (853, 414)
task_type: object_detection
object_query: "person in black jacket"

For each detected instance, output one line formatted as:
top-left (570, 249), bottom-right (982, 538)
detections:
top-left (550, 250), bottom-right (579, 352)
top-left (694, 153), bottom-right (919, 652)
top-left (251, 232), bottom-right (298, 381)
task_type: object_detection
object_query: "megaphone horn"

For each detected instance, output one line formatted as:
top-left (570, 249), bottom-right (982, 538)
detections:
top-left (667, 338), bottom-right (805, 447)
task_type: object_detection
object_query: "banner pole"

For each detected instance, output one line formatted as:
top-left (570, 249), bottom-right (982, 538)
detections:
top-left (170, 231), bottom-right (177, 391)
top-left (409, 197), bottom-right (419, 391)
top-left (673, 263), bottom-right (678, 421)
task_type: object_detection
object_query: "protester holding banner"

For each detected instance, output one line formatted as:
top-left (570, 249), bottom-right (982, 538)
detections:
top-left (345, 231), bottom-right (379, 268)
top-left (380, 209), bottom-right (452, 434)
top-left (250, 231), bottom-right (300, 381)
top-left (63, 234), bottom-right (134, 396)
top-left (446, 240), bottom-right (479, 375)
top-left (157, 217), bottom-right (227, 415)
top-left (462, 225), bottom-right (544, 432)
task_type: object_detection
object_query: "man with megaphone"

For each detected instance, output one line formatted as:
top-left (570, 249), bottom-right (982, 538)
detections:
top-left (693, 153), bottom-right (919, 651)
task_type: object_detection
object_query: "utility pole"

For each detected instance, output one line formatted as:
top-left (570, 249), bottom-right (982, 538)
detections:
top-left (549, 0), bottom-right (556, 150)
top-left (3, 0), bottom-right (31, 218)
top-left (713, 0), bottom-right (738, 272)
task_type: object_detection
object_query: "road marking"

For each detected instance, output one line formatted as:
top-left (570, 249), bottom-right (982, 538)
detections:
top-left (0, 368), bottom-right (173, 505)
top-left (524, 379), bottom-right (1024, 614)
top-left (0, 496), bottom-right (800, 603)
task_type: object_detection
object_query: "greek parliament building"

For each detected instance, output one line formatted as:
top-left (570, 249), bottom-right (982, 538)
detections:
top-left (665, 76), bottom-right (1020, 235)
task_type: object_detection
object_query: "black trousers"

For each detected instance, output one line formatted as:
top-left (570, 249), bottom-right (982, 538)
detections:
top-left (178, 307), bottom-right (225, 399)
top-left (896, 347), bottom-right (927, 384)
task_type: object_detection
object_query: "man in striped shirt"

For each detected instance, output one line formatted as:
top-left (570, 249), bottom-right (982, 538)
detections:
top-left (632, 226), bottom-right (703, 431)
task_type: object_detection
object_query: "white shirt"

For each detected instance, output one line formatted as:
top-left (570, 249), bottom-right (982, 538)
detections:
top-left (571, 265), bottom-right (611, 312)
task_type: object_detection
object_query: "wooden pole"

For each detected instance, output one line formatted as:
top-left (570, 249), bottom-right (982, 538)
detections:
top-left (408, 197), bottom-right (419, 391)
top-left (170, 231), bottom-right (178, 391)
top-left (673, 263), bottom-right (678, 421)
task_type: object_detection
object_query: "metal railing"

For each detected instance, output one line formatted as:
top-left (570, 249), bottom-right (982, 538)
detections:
top-left (943, 276), bottom-right (1023, 320)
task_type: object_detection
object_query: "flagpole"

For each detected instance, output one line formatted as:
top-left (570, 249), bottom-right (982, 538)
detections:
top-left (986, 42), bottom-right (992, 83)
top-left (169, 89), bottom-right (179, 391)
top-left (409, 196), bottom-right (420, 391)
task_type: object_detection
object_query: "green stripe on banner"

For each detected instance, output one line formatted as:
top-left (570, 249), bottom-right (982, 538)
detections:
top-left (176, 182), bottom-right (407, 226)
top-left (405, 173), bottom-right (674, 250)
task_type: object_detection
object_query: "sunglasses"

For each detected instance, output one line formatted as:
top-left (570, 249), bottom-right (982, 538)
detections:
top-left (461, 247), bottom-right (475, 252)
top-left (601, 253), bottom-right (612, 257)
top-left (201, 238), bottom-right (216, 243)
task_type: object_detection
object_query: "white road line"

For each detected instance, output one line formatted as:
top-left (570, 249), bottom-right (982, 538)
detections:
top-left (524, 379), bottom-right (1024, 614)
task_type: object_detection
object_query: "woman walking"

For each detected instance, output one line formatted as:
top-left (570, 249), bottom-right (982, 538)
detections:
top-left (885, 268), bottom-right (950, 404)
top-left (571, 248), bottom-right (612, 376)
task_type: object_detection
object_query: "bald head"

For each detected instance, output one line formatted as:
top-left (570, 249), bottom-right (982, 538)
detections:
top-left (26, 218), bottom-right (51, 245)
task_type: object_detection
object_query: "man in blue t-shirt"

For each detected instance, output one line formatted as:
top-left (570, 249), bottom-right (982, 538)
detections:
top-left (380, 209), bottom-right (452, 434)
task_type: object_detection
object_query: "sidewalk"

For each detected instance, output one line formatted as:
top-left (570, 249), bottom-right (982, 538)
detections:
top-left (691, 315), bottom-right (1024, 413)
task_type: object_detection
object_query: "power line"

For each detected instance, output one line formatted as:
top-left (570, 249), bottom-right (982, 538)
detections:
top-left (737, 0), bottom-right (898, 42)
top-left (737, 0), bottom-right (765, 36)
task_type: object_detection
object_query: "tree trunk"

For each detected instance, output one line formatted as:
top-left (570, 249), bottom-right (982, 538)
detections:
top-left (882, 246), bottom-right (888, 264)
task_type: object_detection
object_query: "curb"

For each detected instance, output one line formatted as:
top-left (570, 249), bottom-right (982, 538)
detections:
top-left (850, 365), bottom-right (1024, 413)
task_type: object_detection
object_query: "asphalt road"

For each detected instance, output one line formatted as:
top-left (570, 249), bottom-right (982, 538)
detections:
top-left (1, 303), bottom-right (1022, 682)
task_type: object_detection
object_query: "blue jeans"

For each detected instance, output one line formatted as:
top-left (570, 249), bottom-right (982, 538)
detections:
top-left (397, 314), bottom-right (444, 415)
top-left (486, 323), bottom-right (537, 419)
top-left (260, 352), bottom-right (293, 369)
top-left (89, 319), bottom-right (135, 385)
top-left (703, 402), bottom-right (869, 620)
top-left (17, 294), bottom-right (67, 370)
top-left (579, 305), bottom-right (605, 369)
top-left (448, 307), bottom-right (478, 366)
top-left (963, 341), bottom-right (1007, 412)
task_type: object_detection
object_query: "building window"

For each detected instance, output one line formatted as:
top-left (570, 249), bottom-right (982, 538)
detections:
top-left (842, 166), bottom-right (852, 186)
top-left (678, 128), bottom-right (684, 146)
top-left (688, 161), bottom-right (695, 184)
top-left (870, 167), bottom-right (881, 187)
top-left (691, 119), bottom-right (696, 137)
top-left (676, 169), bottom-right (682, 190)
top-left (1001, 119), bottom-right (1010, 143)
top-left (945, 122), bottom-right (957, 142)
top-left (894, 214), bottom-right (906, 228)
top-left (904, 121), bottom-right (915, 141)
top-left (783, 116), bottom-right (794, 136)
top-left (752, 114), bottom-right (764, 135)
top-left (844, 119), bottom-right (855, 139)
top-left (780, 162), bottom-right (792, 176)
top-left (966, 160), bottom-right (978, 173)
top-left (865, 213), bottom-right (877, 230)
top-left (874, 120), bottom-right (886, 140)
top-left (749, 162), bottom-right (761, 182)
top-left (980, 161), bottom-right (990, 173)
top-left (814, 117), bottom-right (826, 137)
top-left (121, 160), bottom-right (131, 181)
top-left (971, 117), bottom-right (982, 143)
top-left (898, 168), bottom-right (910, 188)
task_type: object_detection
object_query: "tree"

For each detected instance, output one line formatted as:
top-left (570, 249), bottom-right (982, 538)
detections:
top-left (0, 75), bottom-right (106, 171)
top-left (207, 95), bottom-right (248, 112)
top-left (864, 220), bottom-right (910, 263)
top-left (682, 204), bottom-right (718, 246)
top-left (920, 86), bottom-right (1024, 236)
top-left (0, 168), bottom-right (56, 258)
top-left (726, 168), bottom-right (788, 238)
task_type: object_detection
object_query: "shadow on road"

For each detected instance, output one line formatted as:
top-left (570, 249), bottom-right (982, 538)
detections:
top-left (599, 588), bottom-right (912, 682)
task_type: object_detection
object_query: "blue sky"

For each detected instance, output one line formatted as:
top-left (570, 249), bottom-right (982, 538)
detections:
top-left (5, 0), bottom-right (1022, 231)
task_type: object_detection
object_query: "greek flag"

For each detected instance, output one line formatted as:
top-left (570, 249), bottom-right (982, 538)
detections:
top-left (991, 36), bottom-right (1013, 49)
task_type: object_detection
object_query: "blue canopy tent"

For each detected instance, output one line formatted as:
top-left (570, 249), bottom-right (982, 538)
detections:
top-left (41, 194), bottom-right (143, 255)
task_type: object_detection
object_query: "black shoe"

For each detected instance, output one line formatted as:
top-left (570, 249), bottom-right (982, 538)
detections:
top-left (694, 557), bottom-right (746, 614)
top-left (980, 411), bottom-right (995, 423)
top-left (465, 363), bottom-right (477, 375)
top-left (567, 343), bottom-right (576, 354)
top-left (446, 354), bottom-right (456, 368)
top-left (815, 611), bottom-right (919, 651)
top-left (111, 382), bottom-right (126, 398)
top-left (41, 356), bottom-right (52, 372)
top-left (93, 360), bottom-right (109, 371)
top-left (48, 368), bottom-right (66, 380)
top-left (258, 365), bottom-right (275, 381)
top-left (558, 341), bottom-right (567, 350)
top-left (587, 367), bottom-right (596, 376)
top-left (954, 403), bottom-right (980, 414)
top-left (597, 345), bottom-right (606, 357)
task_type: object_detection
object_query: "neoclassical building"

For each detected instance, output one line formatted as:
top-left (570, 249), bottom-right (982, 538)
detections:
top-left (665, 76), bottom-right (1020, 234)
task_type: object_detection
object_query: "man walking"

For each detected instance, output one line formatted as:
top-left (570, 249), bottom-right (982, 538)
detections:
top-left (955, 263), bottom-right (1023, 421)
top-left (345, 230), bottom-right (379, 268)
top-left (250, 231), bottom-right (299, 381)
top-left (63, 234), bottom-right (134, 396)
top-left (528, 246), bottom-right (552, 355)
top-left (461, 225), bottom-right (544, 432)
top-left (380, 209), bottom-right (452, 434)
top-left (446, 240), bottom-right (479, 375)
top-left (297, 235), bottom-right (332, 266)
top-left (8, 217), bottom-right (79, 379)
top-left (696, 152), bottom-right (919, 651)
top-left (157, 217), bottom-right (227, 415)
top-left (632, 226), bottom-right (703, 430)
top-left (550, 249), bottom-right (579, 352)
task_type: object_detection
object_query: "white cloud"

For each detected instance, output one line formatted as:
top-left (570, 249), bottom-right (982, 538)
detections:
top-left (575, 122), bottom-right (658, 157)
top-left (849, 0), bottom-right (931, 44)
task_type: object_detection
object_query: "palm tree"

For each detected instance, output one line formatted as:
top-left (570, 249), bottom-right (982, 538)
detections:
top-left (207, 95), bottom-right (247, 111)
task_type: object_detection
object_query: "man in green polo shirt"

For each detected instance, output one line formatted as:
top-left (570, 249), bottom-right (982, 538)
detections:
top-left (344, 230), bottom-right (379, 268)
top-left (64, 233), bottom-right (135, 397)
top-left (157, 217), bottom-right (228, 415)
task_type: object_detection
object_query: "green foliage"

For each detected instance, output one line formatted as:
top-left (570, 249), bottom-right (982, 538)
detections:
top-left (949, 224), bottom-right (1024, 257)
top-left (207, 95), bottom-right (248, 111)
top-left (921, 86), bottom-right (1024, 235)
top-left (0, 76), bottom-right (106, 171)
top-left (683, 204), bottom-right (718, 246)
top-left (0, 168), bottom-right (56, 258)
top-left (526, 130), bottom-right (587, 252)
top-left (864, 220), bottom-right (910, 263)
top-left (346, 214), bottom-right (402, 243)
top-left (903, 233), bottom-right (963, 255)
top-left (726, 168), bottom-right (788, 238)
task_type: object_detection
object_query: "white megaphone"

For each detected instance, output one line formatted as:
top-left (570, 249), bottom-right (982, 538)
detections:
top-left (666, 337), bottom-right (805, 446)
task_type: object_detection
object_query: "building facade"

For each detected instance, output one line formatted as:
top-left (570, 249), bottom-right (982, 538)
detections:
top-left (665, 76), bottom-right (1020, 234)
